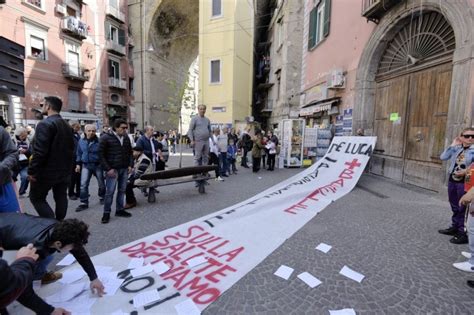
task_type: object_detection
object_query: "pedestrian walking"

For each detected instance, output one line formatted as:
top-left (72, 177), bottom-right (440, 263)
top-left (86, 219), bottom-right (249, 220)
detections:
top-left (68, 122), bottom-right (81, 200)
top-left (75, 124), bottom-right (105, 212)
top-left (99, 119), bottom-right (133, 224)
top-left (240, 128), bottom-right (252, 168)
top-left (439, 127), bottom-right (474, 244)
top-left (188, 104), bottom-right (212, 167)
top-left (28, 96), bottom-right (74, 220)
top-left (12, 127), bottom-right (31, 197)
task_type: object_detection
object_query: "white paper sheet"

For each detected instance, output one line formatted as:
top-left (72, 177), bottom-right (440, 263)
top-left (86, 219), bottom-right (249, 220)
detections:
top-left (56, 254), bottom-right (76, 266)
top-left (339, 266), bottom-right (365, 283)
top-left (297, 272), bottom-right (322, 288)
top-left (186, 256), bottom-right (208, 268)
top-left (329, 308), bottom-right (357, 315)
top-left (315, 243), bottom-right (332, 254)
top-left (49, 290), bottom-right (97, 314)
top-left (59, 269), bottom-right (86, 284)
top-left (274, 265), bottom-right (294, 280)
top-left (127, 257), bottom-right (144, 269)
top-left (133, 289), bottom-right (161, 308)
top-left (175, 298), bottom-right (201, 315)
top-left (130, 264), bottom-right (154, 278)
top-left (100, 272), bottom-right (124, 296)
top-left (46, 282), bottom-right (88, 303)
top-left (153, 261), bottom-right (171, 275)
top-left (110, 310), bottom-right (127, 315)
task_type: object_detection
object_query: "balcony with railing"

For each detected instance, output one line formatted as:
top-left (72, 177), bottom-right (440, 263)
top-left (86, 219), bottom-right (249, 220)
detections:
top-left (362, 0), bottom-right (401, 20)
top-left (62, 63), bottom-right (90, 81)
top-left (106, 4), bottom-right (125, 23)
top-left (61, 16), bottom-right (88, 40)
top-left (108, 77), bottom-right (127, 89)
top-left (106, 40), bottom-right (126, 56)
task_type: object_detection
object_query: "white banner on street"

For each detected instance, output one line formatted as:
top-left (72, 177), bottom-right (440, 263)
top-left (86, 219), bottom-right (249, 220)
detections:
top-left (33, 137), bottom-right (376, 314)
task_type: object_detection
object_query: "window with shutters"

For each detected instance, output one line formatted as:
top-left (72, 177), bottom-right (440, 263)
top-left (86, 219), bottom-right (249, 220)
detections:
top-left (210, 59), bottom-right (221, 84)
top-left (211, 0), bottom-right (222, 18)
top-left (109, 59), bottom-right (120, 79)
top-left (307, 0), bottom-right (331, 50)
top-left (30, 36), bottom-right (45, 60)
top-left (25, 21), bottom-right (48, 61)
top-left (107, 21), bottom-right (126, 46)
top-left (68, 89), bottom-right (80, 111)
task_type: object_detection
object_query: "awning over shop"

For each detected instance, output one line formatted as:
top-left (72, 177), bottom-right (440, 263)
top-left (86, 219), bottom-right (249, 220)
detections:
top-left (61, 111), bottom-right (99, 121)
top-left (299, 98), bottom-right (340, 117)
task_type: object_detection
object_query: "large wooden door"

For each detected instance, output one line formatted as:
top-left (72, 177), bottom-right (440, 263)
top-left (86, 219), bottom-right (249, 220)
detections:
top-left (372, 63), bottom-right (452, 191)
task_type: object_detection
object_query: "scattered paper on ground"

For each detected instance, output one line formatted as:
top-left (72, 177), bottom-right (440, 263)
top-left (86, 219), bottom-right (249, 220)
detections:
top-left (339, 266), bottom-right (365, 283)
top-left (329, 308), bottom-right (357, 315)
top-left (186, 256), bottom-right (208, 268)
top-left (46, 282), bottom-right (88, 303)
top-left (297, 272), bottom-right (322, 288)
top-left (127, 257), bottom-right (144, 269)
top-left (130, 264), bottom-right (153, 277)
top-left (315, 243), bottom-right (332, 254)
top-left (100, 272), bottom-right (124, 296)
top-left (110, 310), bottom-right (127, 315)
top-left (175, 298), bottom-right (201, 315)
top-left (133, 289), bottom-right (161, 308)
top-left (153, 261), bottom-right (171, 275)
top-left (274, 265), bottom-right (294, 280)
top-left (56, 254), bottom-right (76, 266)
top-left (59, 269), bottom-right (86, 284)
top-left (49, 290), bottom-right (97, 314)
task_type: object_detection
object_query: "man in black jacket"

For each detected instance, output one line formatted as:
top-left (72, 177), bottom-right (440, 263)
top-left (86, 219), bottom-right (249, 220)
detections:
top-left (0, 213), bottom-right (105, 314)
top-left (28, 96), bottom-right (74, 220)
top-left (99, 119), bottom-right (133, 224)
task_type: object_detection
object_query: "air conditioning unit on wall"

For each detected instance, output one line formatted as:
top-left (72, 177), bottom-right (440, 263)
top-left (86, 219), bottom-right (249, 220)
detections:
top-left (327, 69), bottom-right (345, 89)
top-left (109, 93), bottom-right (123, 105)
top-left (55, 4), bottom-right (67, 15)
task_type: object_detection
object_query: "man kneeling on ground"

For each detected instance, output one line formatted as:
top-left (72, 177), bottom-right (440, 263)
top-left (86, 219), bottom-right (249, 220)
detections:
top-left (0, 213), bottom-right (105, 314)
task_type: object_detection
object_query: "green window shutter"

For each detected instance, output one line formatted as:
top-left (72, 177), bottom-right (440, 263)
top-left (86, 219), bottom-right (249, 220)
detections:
top-left (308, 7), bottom-right (316, 49)
top-left (323, 0), bottom-right (331, 38)
top-left (118, 29), bottom-right (126, 46)
top-left (108, 59), bottom-right (113, 78)
top-left (105, 21), bottom-right (111, 40)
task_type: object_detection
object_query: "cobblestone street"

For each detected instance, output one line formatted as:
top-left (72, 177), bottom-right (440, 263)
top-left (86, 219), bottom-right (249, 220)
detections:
top-left (18, 147), bottom-right (474, 314)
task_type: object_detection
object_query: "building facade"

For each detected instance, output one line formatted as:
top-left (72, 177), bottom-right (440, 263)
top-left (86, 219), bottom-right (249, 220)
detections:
top-left (199, 0), bottom-right (254, 127)
top-left (0, 0), bottom-right (133, 129)
top-left (299, 0), bottom-right (474, 192)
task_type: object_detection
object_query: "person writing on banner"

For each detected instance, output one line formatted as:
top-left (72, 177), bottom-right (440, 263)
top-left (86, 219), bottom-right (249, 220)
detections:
top-left (0, 244), bottom-right (40, 313)
top-left (439, 128), bottom-right (474, 244)
top-left (0, 213), bottom-right (105, 315)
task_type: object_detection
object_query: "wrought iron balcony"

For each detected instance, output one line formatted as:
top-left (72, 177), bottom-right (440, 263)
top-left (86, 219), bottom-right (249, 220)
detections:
top-left (106, 4), bottom-right (125, 23)
top-left (106, 40), bottom-right (126, 56)
top-left (62, 63), bottom-right (89, 81)
top-left (108, 77), bottom-right (127, 89)
top-left (61, 16), bottom-right (88, 40)
top-left (362, 0), bottom-right (401, 21)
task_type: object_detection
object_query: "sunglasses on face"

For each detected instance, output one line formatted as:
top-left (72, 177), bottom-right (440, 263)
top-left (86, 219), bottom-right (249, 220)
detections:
top-left (462, 134), bottom-right (474, 139)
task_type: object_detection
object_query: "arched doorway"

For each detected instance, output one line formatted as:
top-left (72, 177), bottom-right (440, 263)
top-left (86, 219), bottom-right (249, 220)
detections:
top-left (371, 11), bottom-right (455, 191)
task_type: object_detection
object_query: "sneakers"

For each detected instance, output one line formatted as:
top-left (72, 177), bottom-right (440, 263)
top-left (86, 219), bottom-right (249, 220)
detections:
top-left (75, 204), bottom-right (88, 212)
top-left (124, 202), bottom-right (137, 210)
top-left (116, 210), bottom-right (132, 218)
top-left (101, 213), bottom-right (110, 224)
top-left (41, 271), bottom-right (62, 285)
top-left (453, 261), bottom-right (474, 272)
top-left (438, 226), bottom-right (458, 236)
top-left (462, 252), bottom-right (472, 259)
top-left (450, 233), bottom-right (468, 244)
top-left (215, 176), bottom-right (224, 182)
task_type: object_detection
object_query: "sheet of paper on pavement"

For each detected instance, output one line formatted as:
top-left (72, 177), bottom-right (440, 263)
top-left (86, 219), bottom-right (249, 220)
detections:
top-left (111, 310), bottom-right (127, 315)
top-left (46, 282), bottom-right (88, 303)
top-left (297, 272), bottom-right (322, 288)
top-left (49, 289), bottom-right (97, 314)
top-left (59, 269), bottom-right (86, 284)
top-left (175, 298), bottom-right (201, 315)
top-left (186, 256), bottom-right (208, 268)
top-left (329, 308), bottom-right (357, 315)
top-left (130, 264), bottom-right (153, 278)
top-left (315, 243), bottom-right (332, 254)
top-left (100, 272), bottom-right (124, 296)
top-left (339, 266), bottom-right (365, 283)
top-left (153, 261), bottom-right (171, 275)
top-left (56, 254), bottom-right (76, 266)
top-left (274, 265), bottom-right (294, 280)
top-left (133, 289), bottom-right (161, 308)
top-left (128, 257), bottom-right (145, 269)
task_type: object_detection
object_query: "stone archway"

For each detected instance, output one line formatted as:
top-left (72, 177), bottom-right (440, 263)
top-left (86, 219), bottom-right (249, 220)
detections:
top-left (129, 0), bottom-right (198, 130)
top-left (353, 0), bottom-right (474, 191)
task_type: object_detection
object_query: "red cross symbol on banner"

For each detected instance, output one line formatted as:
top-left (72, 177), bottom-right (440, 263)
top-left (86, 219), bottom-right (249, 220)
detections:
top-left (345, 159), bottom-right (361, 170)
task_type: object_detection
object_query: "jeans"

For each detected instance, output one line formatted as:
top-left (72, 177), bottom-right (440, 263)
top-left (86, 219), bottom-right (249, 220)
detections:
top-left (219, 152), bottom-right (228, 176)
top-left (448, 181), bottom-right (467, 233)
top-left (33, 254), bottom-right (54, 280)
top-left (103, 168), bottom-right (128, 214)
top-left (80, 165), bottom-right (105, 205)
top-left (18, 167), bottom-right (29, 195)
top-left (30, 178), bottom-right (69, 220)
